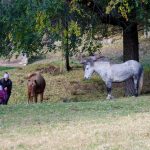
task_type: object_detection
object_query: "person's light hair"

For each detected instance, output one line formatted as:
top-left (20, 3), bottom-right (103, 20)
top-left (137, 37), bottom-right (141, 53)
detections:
top-left (3, 73), bottom-right (9, 79)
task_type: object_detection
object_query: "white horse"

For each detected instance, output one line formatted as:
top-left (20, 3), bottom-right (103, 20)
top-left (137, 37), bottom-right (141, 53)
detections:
top-left (81, 56), bottom-right (144, 99)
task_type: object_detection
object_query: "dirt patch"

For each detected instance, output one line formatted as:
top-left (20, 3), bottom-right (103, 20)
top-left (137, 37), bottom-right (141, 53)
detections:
top-left (61, 80), bottom-right (106, 102)
top-left (69, 81), bottom-right (105, 95)
top-left (36, 65), bottom-right (61, 75)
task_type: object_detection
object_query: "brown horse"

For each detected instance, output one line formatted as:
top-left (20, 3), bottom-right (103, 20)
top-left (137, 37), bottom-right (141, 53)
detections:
top-left (27, 72), bottom-right (46, 103)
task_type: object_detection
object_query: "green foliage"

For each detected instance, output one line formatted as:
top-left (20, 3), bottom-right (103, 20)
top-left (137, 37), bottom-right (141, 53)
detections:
top-left (0, 0), bottom-right (65, 57)
top-left (69, 21), bottom-right (81, 37)
top-left (0, 0), bottom-right (150, 59)
top-left (0, 0), bottom-right (105, 59)
top-left (106, 0), bottom-right (150, 22)
top-left (35, 11), bottom-right (47, 33)
top-left (77, 30), bottom-right (102, 56)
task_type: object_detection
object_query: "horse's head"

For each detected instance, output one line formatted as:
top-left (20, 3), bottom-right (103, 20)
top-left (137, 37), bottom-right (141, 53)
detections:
top-left (84, 61), bottom-right (95, 79)
top-left (80, 58), bottom-right (96, 79)
top-left (27, 79), bottom-right (37, 96)
top-left (80, 55), bottom-right (109, 79)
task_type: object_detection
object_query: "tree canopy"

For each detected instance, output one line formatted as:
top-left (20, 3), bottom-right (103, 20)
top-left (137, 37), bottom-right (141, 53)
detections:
top-left (0, 0), bottom-right (150, 58)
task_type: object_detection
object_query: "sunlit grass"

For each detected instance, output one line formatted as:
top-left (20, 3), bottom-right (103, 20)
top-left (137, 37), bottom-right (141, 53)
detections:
top-left (0, 96), bottom-right (150, 150)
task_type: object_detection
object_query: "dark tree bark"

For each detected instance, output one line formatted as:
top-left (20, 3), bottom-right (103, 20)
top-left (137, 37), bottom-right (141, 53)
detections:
top-left (65, 30), bottom-right (71, 71)
top-left (64, 1), bottom-right (71, 71)
top-left (65, 48), bottom-right (71, 71)
top-left (123, 24), bottom-right (139, 62)
top-left (123, 23), bottom-right (139, 96)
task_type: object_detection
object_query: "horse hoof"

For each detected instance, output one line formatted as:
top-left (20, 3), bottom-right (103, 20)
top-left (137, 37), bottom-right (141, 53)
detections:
top-left (106, 96), bottom-right (111, 100)
top-left (106, 95), bottom-right (114, 100)
top-left (111, 96), bottom-right (114, 99)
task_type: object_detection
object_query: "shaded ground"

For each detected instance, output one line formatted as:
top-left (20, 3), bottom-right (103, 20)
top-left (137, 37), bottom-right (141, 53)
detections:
top-left (36, 65), bottom-right (61, 75)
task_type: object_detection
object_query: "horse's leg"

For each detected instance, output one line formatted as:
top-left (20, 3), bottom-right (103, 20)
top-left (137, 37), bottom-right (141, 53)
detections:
top-left (106, 81), bottom-right (113, 100)
top-left (34, 94), bottom-right (38, 103)
top-left (28, 96), bottom-right (30, 104)
top-left (133, 76), bottom-right (138, 96)
top-left (28, 92), bottom-right (31, 104)
top-left (40, 93), bottom-right (43, 103)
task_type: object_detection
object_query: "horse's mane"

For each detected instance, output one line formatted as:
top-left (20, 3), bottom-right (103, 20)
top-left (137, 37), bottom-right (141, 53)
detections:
top-left (95, 55), bottom-right (110, 62)
top-left (86, 55), bottom-right (110, 63)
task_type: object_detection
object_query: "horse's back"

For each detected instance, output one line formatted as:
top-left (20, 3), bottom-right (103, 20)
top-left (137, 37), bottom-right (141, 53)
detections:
top-left (126, 60), bottom-right (141, 66)
top-left (110, 60), bottom-right (143, 82)
top-left (126, 60), bottom-right (143, 74)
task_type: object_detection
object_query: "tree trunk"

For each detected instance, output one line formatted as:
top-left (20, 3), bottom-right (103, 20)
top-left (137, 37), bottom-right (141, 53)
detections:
top-left (123, 23), bottom-right (139, 96)
top-left (123, 23), bottom-right (139, 61)
top-left (64, 1), bottom-right (71, 72)
top-left (64, 18), bottom-right (71, 71)
top-left (65, 51), bottom-right (71, 71)
top-left (65, 36), bottom-right (71, 71)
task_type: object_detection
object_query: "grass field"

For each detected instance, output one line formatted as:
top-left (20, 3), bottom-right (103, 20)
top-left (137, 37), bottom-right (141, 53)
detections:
top-left (0, 96), bottom-right (150, 150)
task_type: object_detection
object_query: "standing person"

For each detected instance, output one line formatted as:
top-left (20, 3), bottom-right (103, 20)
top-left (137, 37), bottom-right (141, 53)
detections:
top-left (0, 72), bottom-right (12, 105)
top-left (0, 85), bottom-right (7, 105)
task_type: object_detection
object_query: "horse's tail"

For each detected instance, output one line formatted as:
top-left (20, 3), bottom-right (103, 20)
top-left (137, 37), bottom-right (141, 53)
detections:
top-left (138, 67), bottom-right (144, 95)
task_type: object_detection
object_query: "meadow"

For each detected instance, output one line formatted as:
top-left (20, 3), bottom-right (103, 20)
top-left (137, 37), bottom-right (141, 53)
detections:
top-left (0, 96), bottom-right (150, 150)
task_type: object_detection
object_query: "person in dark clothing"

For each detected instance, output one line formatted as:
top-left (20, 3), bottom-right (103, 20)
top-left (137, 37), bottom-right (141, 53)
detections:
top-left (0, 72), bottom-right (12, 105)
top-left (0, 85), bottom-right (7, 105)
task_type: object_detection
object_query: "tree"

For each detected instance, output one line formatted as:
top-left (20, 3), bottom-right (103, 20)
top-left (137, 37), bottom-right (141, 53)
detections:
top-left (0, 0), bottom-right (66, 54)
top-left (0, 0), bottom-right (43, 57)
top-left (0, 0), bottom-right (83, 71)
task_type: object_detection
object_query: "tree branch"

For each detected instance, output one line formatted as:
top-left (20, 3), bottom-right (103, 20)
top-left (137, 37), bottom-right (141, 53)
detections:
top-left (78, 0), bottom-right (130, 28)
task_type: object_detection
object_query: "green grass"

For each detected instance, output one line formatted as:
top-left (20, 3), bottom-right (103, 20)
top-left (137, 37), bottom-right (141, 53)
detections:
top-left (0, 96), bottom-right (150, 129)
top-left (0, 96), bottom-right (150, 150)
top-left (0, 66), bottom-right (15, 71)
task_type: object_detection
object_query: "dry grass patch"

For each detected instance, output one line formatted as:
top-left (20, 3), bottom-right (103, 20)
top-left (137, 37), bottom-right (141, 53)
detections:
top-left (0, 113), bottom-right (150, 150)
